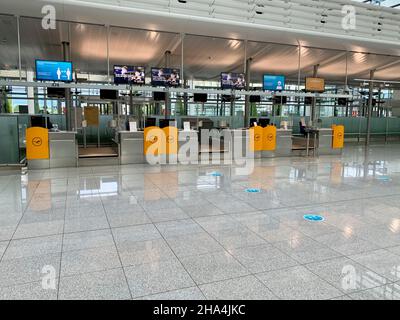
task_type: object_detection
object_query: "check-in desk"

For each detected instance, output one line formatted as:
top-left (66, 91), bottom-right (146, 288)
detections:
top-left (230, 129), bottom-right (248, 159)
top-left (230, 128), bottom-right (293, 159)
top-left (49, 132), bottom-right (78, 168)
top-left (28, 131), bottom-right (77, 170)
top-left (292, 128), bottom-right (343, 156)
top-left (178, 130), bottom-right (199, 164)
top-left (119, 131), bottom-right (145, 165)
top-left (262, 129), bottom-right (293, 158)
top-left (119, 130), bottom-right (199, 165)
top-left (318, 128), bottom-right (342, 155)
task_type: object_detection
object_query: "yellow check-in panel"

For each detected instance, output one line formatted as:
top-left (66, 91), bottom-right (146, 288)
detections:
top-left (163, 127), bottom-right (178, 155)
top-left (250, 126), bottom-right (264, 152)
top-left (262, 126), bottom-right (277, 151)
top-left (332, 125), bottom-right (345, 149)
top-left (144, 126), bottom-right (166, 156)
top-left (26, 127), bottom-right (49, 160)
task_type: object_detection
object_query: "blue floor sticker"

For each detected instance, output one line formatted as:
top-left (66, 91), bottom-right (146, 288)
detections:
top-left (377, 176), bottom-right (391, 182)
top-left (209, 172), bottom-right (223, 177)
top-left (245, 188), bottom-right (261, 193)
top-left (303, 214), bottom-right (324, 222)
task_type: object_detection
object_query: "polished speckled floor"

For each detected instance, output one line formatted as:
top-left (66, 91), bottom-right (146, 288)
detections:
top-left (0, 144), bottom-right (400, 300)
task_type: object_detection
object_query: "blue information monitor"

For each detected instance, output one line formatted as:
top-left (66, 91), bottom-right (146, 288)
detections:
top-left (263, 75), bottom-right (285, 91)
top-left (36, 60), bottom-right (73, 82)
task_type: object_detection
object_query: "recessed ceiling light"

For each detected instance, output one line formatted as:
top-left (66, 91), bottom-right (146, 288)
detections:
top-left (256, 4), bottom-right (264, 14)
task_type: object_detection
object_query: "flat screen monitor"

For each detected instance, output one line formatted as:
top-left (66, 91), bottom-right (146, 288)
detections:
top-left (113, 65), bottom-right (145, 85)
top-left (193, 93), bottom-right (208, 103)
top-left (159, 119), bottom-right (176, 129)
top-left (273, 96), bottom-right (287, 105)
top-left (263, 75), bottom-right (285, 91)
top-left (18, 105), bottom-right (29, 114)
top-left (154, 91), bottom-right (166, 101)
top-left (221, 72), bottom-right (246, 90)
top-left (36, 60), bottom-right (73, 82)
top-left (222, 95), bottom-right (234, 102)
top-left (47, 87), bottom-right (66, 98)
top-left (151, 68), bottom-right (180, 87)
top-left (338, 98), bottom-right (348, 106)
top-left (145, 117), bottom-right (157, 128)
top-left (31, 116), bottom-right (52, 129)
top-left (100, 89), bottom-right (118, 100)
top-left (305, 97), bottom-right (313, 105)
top-left (249, 95), bottom-right (261, 103)
top-left (305, 77), bottom-right (325, 92)
top-left (250, 118), bottom-right (258, 127)
top-left (259, 118), bottom-right (270, 128)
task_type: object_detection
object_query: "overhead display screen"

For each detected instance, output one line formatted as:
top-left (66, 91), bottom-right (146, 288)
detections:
top-left (221, 73), bottom-right (246, 90)
top-left (36, 60), bottom-right (73, 82)
top-left (305, 77), bottom-right (325, 92)
top-left (114, 65), bottom-right (145, 85)
top-left (151, 68), bottom-right (180, 87)
top-left (263, 75), bottom-right (285, 91)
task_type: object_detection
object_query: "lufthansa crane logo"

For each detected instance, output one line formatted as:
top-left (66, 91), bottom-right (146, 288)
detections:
top-left (32, 137), bottom-right (43, 147)
top-left (267, 134), bottom-right (274, 142)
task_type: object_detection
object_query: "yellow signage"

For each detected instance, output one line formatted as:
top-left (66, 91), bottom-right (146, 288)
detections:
top-left (250, 126), bottom-right (264, 152)
top-left (262, 126), bottom-right (277, 151)
top-left (163, 127), bottom-right (178, 155)
top-left (26, 127), bottom-right (49, 160)
top-left (144, 126), bottom-right (166, 156)
top-left (144, 126), bottom-right (179, 156)
top-left (84, 107), bottom-right (100, 126)
top-left (306, 77), bottom-right (325, 92)
top-left (332, 125), bottom-right (345, 149)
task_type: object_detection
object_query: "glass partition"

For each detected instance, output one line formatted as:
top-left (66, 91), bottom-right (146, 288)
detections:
top-left (0, 116), bottom-right (20, 164)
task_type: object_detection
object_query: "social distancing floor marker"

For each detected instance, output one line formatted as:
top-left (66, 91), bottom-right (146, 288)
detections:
top-left (209, 172), bottom-right (223, 177)
top-left (303, 214), bottom-right (324, 222)
top-left (377, 176), bottom-right (391, 182)
top-left (245, 188), bottom-right (261, 193)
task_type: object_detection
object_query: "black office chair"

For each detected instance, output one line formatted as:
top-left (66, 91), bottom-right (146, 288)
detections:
top-left (299, 121), bottom-right (307, 137)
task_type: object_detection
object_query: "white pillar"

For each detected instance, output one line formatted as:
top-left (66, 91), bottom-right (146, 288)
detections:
top-left (27, 71), bottom-right (35, 114)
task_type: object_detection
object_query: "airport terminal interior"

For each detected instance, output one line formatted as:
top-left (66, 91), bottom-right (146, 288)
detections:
top-left (0, 0), bottom-right (400, 300)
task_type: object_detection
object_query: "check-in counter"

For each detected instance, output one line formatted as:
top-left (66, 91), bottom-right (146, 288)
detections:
top-left (28, 131), bottom-right (77, 169)
top-left (262, 129), bottom-right (293, 158)
top-left (292, 128), bottom-right (343, 156)
top-left (119, 131), bottom-right (145, 165)
top-left (178, 130), bottom-right (199, 163)
top-left (49, 132), bottom-right (78, 168)
top-left (230, 128), bottom-right (293, 159)
top-left (318, 128), bottom-right (342, 155)
top-left (119, 130), bottom-right (199, 165)
top-left (230, 129), bottom-right (248, 159)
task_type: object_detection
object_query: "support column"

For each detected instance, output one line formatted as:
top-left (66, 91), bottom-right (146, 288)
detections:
top-left (27, 71), bottom-right (35, 114)
top-left (62, 41), bottom-right (72, 131)
top-left (311, 64), bottom-right (319, 123)
top-left (366, 70), bottom-right (375, 146)
top-left (164, 50), bottom-right (171, 119)
top-left (244, 58), bottom-right (252, 128)
top-left (183, 79), bottom-right (188, 115)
